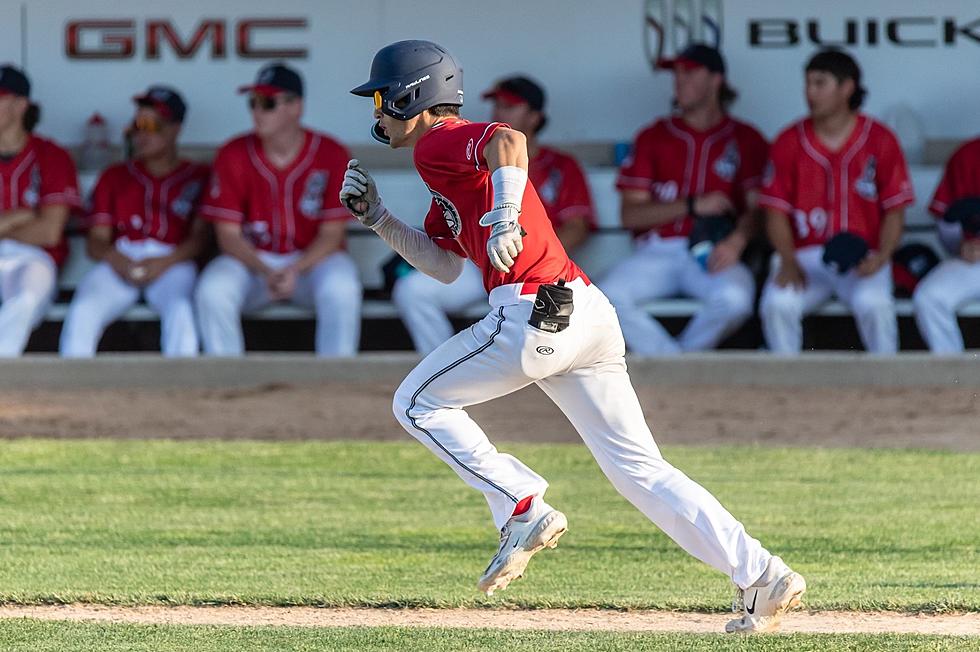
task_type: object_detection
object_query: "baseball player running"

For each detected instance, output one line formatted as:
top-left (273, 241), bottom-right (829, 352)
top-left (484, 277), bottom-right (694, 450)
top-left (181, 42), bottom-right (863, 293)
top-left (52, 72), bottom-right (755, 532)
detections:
top-left (913, 138), bottom-right (980, 353)
top-left (392, 75), bottom-right (596, 354)
top-left (195, 63), bottom-right (361, 356)
top-left (60, 87), bottom-right (208, 357)
top-left (759, 49), bottom-right (914, 354)
top-left (601, 44), bottom-right (768, 355)
top-left (342, 39), bottom-right (805, 634)
top-left (0, 65), bottom-right (80, 356)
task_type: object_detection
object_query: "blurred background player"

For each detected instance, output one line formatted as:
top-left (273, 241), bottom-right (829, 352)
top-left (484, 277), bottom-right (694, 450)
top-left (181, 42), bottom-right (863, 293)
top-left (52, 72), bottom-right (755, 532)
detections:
top-left (600, 45), bottom-right (767, 355)
top-left (60, 87), bottom-right (208, 357)
top-left (392, 75), bottom-right (596, 355)
top-left (759, 49), bottom-right (914, 355)
top-left (0, 65), bottom-right (79, 356)
top-left (195, 63), bottom-right (361, 356)
top-left (913, 137), bottom-right (980, 354)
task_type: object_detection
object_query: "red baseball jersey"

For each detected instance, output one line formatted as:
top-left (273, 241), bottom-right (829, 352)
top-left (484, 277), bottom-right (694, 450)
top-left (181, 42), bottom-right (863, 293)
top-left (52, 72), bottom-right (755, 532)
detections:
top-left (89, 160), bottom-right (210, 245)
top-left (0, 134), bottom-right (80, 266)
top-left (414, 119), bottom-right (588, 295)
top-left (200, 129), bottom-right (351, 253)
top-left (615, 115), bottom-right (768, 239)
top-left (760, 115), bottom-right (914, 249)
top-left (930, 137), bottom-right (980, 220)
top-left (531, 146), bottom-right (597, 231)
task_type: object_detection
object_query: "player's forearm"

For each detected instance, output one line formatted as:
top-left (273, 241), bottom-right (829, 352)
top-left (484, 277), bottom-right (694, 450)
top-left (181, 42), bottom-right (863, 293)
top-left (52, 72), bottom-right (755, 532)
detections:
top-left (215, 228), bottom-right (272, 275)
top-left (620, 197), bottom-right (688, 230)
top-left (876, 210), bottom-right (905, 257)
top-left (7, 206), bottom-right (68, 247)
top-left (555, 217), bottom-right (589, 251)
top-left (0, 209), bottom-right (34, 237)
top-left (766, 210), bottom-right (798, 261)
top-left (370, 210), bottom-right (463, 284)
top-left (293, 224), bottom-right (344, 274)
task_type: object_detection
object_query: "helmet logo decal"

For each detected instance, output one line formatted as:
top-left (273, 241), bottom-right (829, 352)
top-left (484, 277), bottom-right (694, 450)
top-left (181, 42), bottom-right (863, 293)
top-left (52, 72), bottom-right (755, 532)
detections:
top-left (405, 74), bottom-right (431, 89)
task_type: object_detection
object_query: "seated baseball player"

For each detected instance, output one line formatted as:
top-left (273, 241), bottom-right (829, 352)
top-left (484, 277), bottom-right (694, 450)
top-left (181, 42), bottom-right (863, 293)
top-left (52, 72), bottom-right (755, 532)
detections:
top-left (913, 138), bottom-right (980, 353)
top-left (60, 87), bottom-right (209, 357)
top-left (600, 44), bottom-right (767, 355)
top-left (0, 65), bottom-right (80, 356)
top-left (759, 49), bottom-right (914, 354)
top-left (392, 76), bottom-right (596, 355)
top-left (195, 63), bottom-right (361, 357)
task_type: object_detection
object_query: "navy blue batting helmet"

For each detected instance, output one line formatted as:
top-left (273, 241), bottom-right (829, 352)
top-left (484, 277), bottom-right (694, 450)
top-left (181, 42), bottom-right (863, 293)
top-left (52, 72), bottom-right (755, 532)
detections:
top-left (351, 40), bottom-right (464, 144)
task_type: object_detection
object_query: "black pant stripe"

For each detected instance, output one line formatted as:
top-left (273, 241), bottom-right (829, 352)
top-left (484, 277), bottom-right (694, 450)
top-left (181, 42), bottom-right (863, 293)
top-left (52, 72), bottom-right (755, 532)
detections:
top-left (405, 306), bottom-right (518, 504)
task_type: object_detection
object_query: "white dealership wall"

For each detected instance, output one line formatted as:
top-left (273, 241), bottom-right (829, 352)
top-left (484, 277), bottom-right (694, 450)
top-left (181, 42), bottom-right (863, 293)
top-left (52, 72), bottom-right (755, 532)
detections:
top-left (5, 0), bottom-right (980, 147)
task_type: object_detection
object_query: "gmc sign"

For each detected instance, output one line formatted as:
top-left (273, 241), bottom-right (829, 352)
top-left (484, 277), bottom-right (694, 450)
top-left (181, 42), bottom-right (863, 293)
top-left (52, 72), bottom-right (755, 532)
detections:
top-left (65, 18), bottom-right (308, 60)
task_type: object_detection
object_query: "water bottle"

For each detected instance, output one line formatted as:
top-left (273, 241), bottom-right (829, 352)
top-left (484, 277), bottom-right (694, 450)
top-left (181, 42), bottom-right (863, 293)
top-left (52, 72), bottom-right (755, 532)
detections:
top-left (79, 112), bottom-right (111, 171)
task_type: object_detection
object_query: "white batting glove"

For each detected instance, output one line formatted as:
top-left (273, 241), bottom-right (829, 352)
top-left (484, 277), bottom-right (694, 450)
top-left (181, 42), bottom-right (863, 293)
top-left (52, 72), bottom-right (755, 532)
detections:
top-left (480, 205), bottom-right (524, 273)
top-left (340, 159), bottom-right (385, 227)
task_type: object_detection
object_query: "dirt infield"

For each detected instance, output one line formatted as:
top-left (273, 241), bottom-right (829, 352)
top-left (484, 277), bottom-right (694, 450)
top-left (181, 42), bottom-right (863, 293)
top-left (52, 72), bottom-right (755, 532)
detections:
top-left (1, 382), bottom-right (977, 450)
top-left (1, 605), bottom-right (978, 635)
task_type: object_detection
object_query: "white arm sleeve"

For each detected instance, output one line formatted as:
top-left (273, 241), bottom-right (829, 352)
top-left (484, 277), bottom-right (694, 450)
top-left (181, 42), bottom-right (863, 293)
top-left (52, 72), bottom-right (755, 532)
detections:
top-left (937, 219), bottom-right (963, 256)
top-left (369, 209), bottom-right (464, 284)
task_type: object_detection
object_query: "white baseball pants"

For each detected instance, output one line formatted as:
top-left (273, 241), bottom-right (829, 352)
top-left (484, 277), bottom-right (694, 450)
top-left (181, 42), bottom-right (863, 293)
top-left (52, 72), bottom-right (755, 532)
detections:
top-left (392, 262), bottom-right (487, 355)
top-left (913, 258), bottom-right (980, 354)
top-left (195, 251), bottom-right (362, 357)
top-left (0, 239), bottom-right (58, 357)
top-left (392, 278), bottom-right (771, 589)
top-left (760, 245), bottom-right (896, 354)
top-left (60, 238), bottom-right (199, 357)
top-left (599, 236), bottom-right (754, 355)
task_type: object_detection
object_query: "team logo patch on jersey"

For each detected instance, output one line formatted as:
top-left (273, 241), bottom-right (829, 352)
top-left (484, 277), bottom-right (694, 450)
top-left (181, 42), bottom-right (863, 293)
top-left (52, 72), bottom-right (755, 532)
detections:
top-left (466, 138), bottom-right (474, 161)
top-left (22, 165), bottom-right (40, 207)
top-left (538, 168), bottom-right (563, 206)
top-left (713, 141), bottom-right (740, 182)
top-left (652, 180), bottom-right (679, 202)
top-left (427, 185), bottom-right (462, 237)
top-left (243, 221), bottom-right (271, 246)
top-left (299, 171), bottom-right (327, 217)
top-left (170, 180), bottom-right (203, 219)
top-left (855, 156), bottom-right (878, 201)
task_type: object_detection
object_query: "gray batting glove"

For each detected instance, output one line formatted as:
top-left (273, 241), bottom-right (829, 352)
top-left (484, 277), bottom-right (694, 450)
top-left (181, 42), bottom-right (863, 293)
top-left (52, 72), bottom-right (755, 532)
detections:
top-left (340, 159), bottom-right (385, 227)
top-left (481, 206), bottom-right (524, 273)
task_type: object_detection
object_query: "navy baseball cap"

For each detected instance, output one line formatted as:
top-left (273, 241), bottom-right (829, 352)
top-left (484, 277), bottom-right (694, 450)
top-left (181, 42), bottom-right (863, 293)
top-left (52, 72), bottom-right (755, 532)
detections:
top-left (659, 43), bottom-right (726, 75)
top-left (238, 63), bottom-right (304, 97)
top-left (482, 76), bottom-right (546, 112)
top-left (133, 85), bottom-right (186, 123)
top-left (822, 232), bottom-right (870, 274)
top-left (0, 64), bottom-right (30, 97)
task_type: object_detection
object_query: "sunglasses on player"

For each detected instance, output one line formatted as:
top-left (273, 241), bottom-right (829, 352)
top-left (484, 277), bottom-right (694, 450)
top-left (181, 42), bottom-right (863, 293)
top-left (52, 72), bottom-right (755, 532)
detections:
top-left (130, 114), bottom-right (165, 134)
top-left (248, 93), bottom-right (296, 112)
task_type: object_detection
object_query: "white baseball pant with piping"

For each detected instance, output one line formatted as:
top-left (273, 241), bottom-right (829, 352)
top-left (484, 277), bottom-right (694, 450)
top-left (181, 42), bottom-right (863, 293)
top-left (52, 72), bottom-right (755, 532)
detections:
top-left (0, 239), bottom-right (58, 357)
top-left (913, 258), bottom-right (980, 353)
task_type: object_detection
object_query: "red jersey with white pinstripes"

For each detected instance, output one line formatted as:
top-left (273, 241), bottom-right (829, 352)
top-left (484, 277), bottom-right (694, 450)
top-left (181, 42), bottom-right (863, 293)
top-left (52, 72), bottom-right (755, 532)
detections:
top-left (88, 160), bottom-right (209, 245)
top-left (200, 129), bottom-right (351, 253)
top-left (0, 134), bottom-right (80, 266)
top-left (615, 115), bottom-right (768, 239)
top-left (929, 137), bottom-right (980, 220)
top-left (415, 119), bottom-right (588, 295)
top-left (531, 146), bottom-right (597, 232)
top-left (760, 115), bottom-right (914, 249)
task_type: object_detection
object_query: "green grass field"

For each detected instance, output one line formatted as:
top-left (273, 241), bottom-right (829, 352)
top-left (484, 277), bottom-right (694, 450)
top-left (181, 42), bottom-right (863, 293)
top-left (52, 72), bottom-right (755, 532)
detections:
top-left (0, 621), bottom-right (977, 652)
top-left (0, 439), bottom-right (977, 650)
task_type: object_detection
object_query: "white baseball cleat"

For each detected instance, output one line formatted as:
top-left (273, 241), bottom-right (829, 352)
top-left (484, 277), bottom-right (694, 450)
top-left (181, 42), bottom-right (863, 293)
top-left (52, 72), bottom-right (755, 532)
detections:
top-left (725, 556), bottom-right (806, 634)
top-left (477, 499), bottom-right (567, 596)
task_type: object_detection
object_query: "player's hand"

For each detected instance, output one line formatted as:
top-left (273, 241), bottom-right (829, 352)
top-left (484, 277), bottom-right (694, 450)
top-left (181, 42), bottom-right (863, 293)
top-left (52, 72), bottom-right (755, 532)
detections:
top-left (775, 257), bottom-right (806, 289)
top-left (106, 250), bottom-right (136, 282)
top-left (707, 232), bottom-right (746, 273)
top-left (960, 238), bottom-right (980, 263)
top-left (694, 191), bottom-right (734, 217)
top-left (481, 205), bottom-right (524, 273)
top-left (340, 159), bottom-right (385, 227)
top-left (130, 256), bottom-right (172, 287)
top-left (267, 266), bottom-right (299, 301)
top-left (856, 251), bottom-right (887, 277)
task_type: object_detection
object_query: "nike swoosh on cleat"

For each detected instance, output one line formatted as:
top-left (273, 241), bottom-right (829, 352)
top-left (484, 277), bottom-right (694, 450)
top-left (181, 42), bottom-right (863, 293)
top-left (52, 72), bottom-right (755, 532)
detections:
top-left (746, 592), bottom-right (758, 615)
